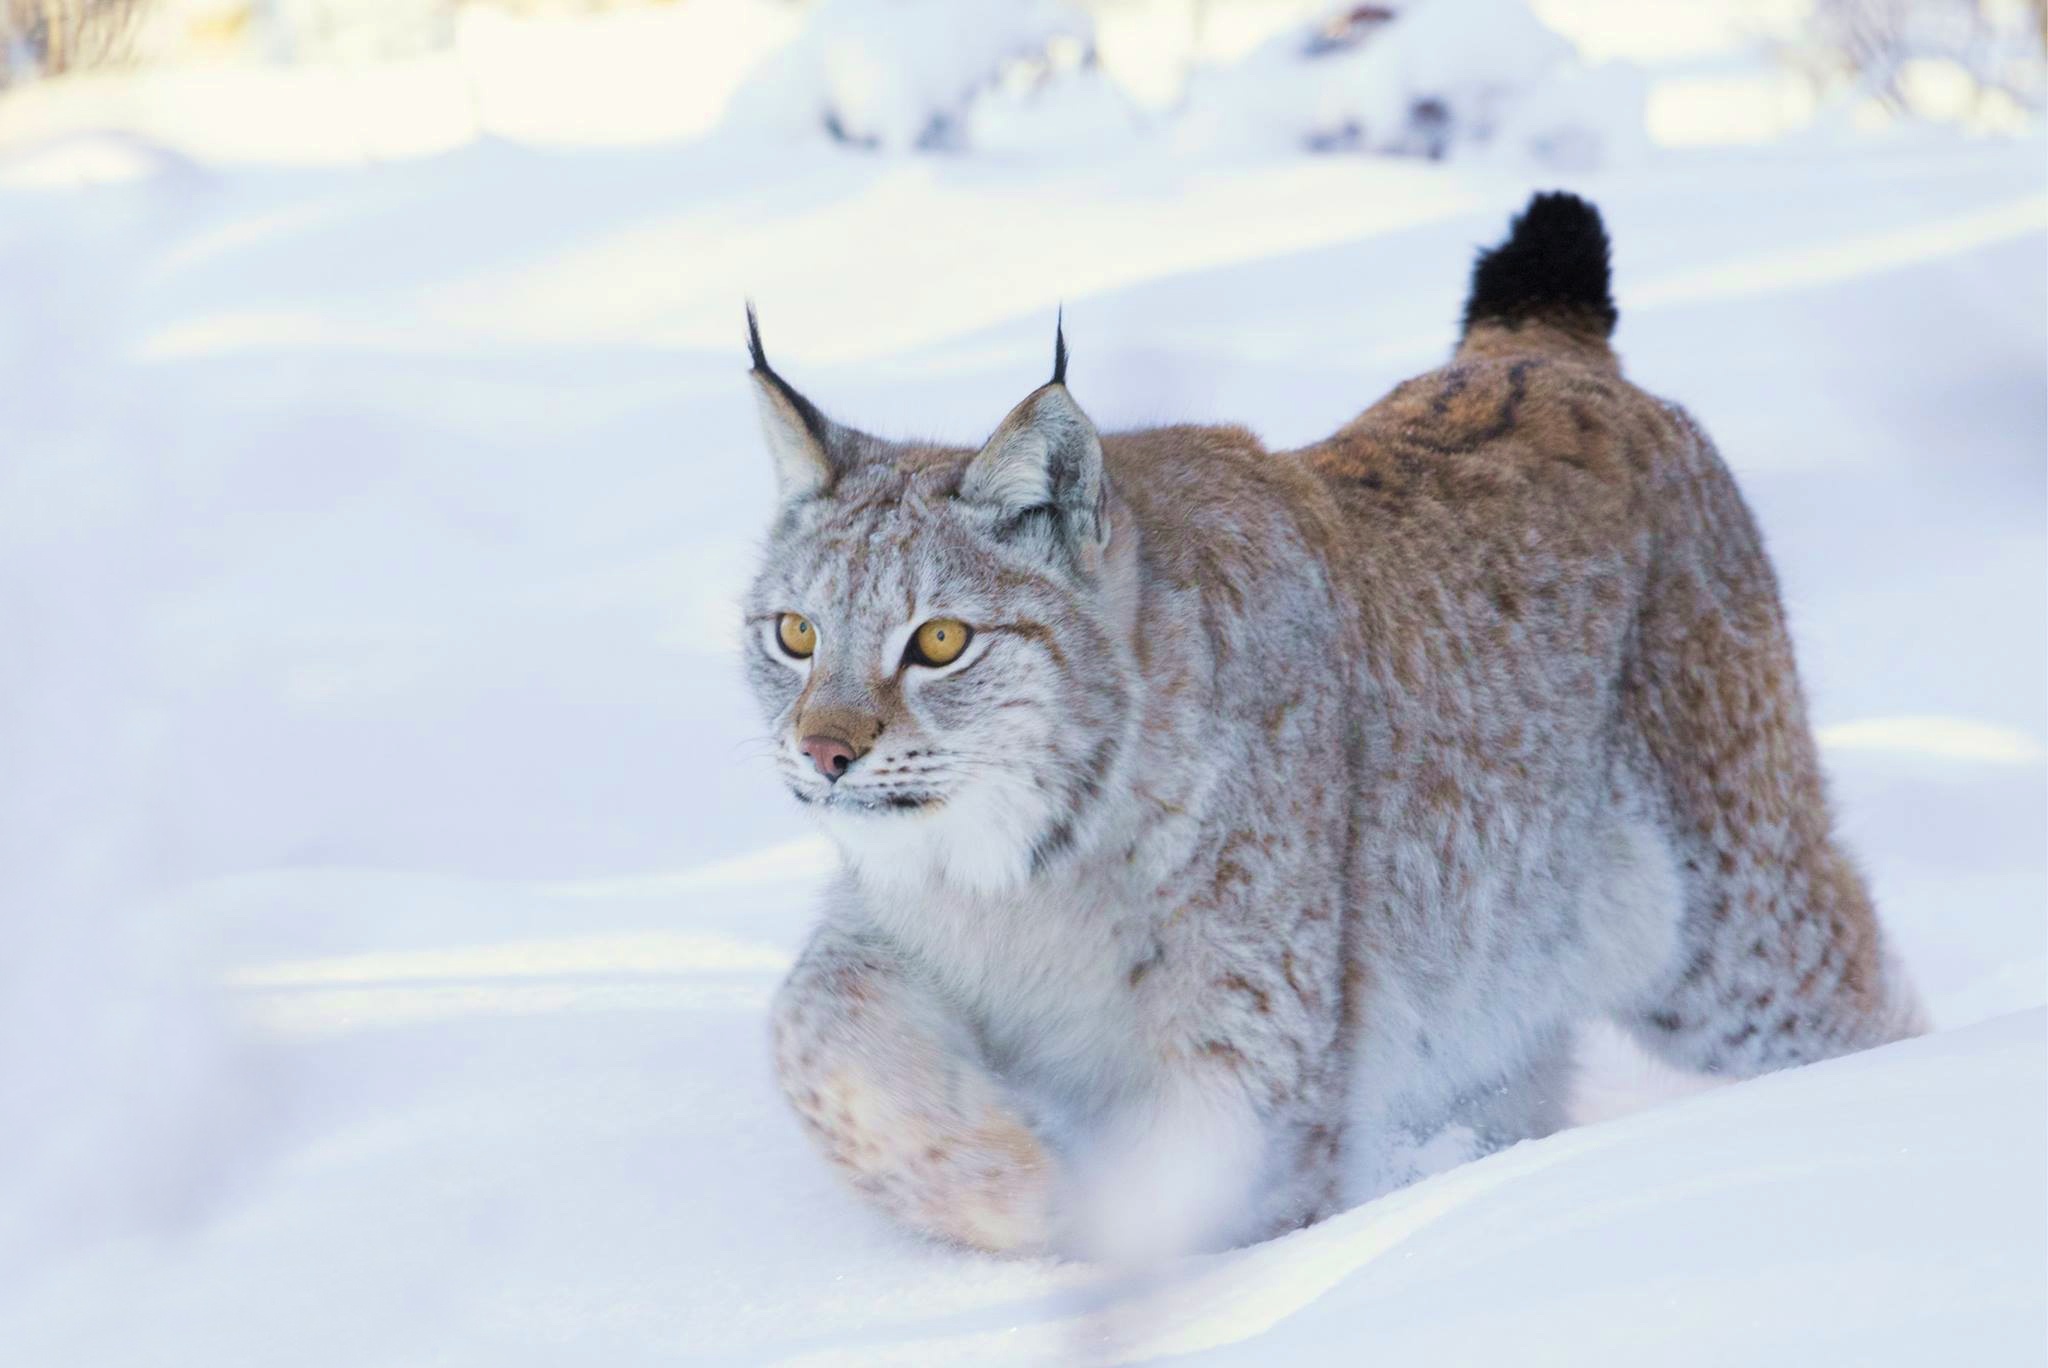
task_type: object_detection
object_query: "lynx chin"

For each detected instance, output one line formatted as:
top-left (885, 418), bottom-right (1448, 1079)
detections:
top-left (741, 192), bottom-right (1924, 1257)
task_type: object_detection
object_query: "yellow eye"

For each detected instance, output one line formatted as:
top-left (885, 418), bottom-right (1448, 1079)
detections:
top-left (776, 612), bottom-right (816, 659)
top-left (909, 618), bottom-right (972, 668)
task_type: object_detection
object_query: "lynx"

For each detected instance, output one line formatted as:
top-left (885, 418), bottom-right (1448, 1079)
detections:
top-left (742, 193), bottom-right (1924, 1256)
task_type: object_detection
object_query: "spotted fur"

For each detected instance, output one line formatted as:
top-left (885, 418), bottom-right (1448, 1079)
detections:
top-left (743, 194), bottom-right (1924, 1256)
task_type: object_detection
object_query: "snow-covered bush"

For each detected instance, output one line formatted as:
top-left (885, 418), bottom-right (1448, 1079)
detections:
top-left (1172, 0), bottom-right (1644, 166)
top-left (1, 0), bottom-right (142, 82)
top-left (722, 0), bottom-right (1136, 152)
top-left (259, 0), bottom-right (455, 62)
top-left (966, 33), bottom-right (1146, 155)
top-left (1792, 0), bottom-right (2045, 123)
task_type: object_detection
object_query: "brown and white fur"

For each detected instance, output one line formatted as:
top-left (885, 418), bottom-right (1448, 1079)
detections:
top-left (743, 193), bottom-right (1924, 1257)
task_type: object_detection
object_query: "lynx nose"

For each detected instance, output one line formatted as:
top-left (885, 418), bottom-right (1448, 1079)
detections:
top-left (801, 734), bottom-right (860, 781)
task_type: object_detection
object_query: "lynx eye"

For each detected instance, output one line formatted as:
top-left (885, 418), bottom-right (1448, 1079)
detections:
top-left (776, 612), bottom-right (816, 659)
top-left (907, 618), bottom-right (972, 668)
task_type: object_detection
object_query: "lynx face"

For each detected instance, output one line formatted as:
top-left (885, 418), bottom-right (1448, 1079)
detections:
top-left (739, 320), bottom-right (1132, 893)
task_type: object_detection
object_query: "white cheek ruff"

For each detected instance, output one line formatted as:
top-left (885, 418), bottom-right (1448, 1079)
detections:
top-left (823, 774), bottom-right (1053, 896)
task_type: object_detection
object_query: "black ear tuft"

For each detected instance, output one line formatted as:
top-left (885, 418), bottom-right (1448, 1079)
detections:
top-left (745, 300), bottom-right (769, 371)
top-left (743, 302), bottom-right (834, 452)
top-left (1461, 191), bottom-right (1617, 339)
top-left (1051, 306), bottom-right (1068, 387)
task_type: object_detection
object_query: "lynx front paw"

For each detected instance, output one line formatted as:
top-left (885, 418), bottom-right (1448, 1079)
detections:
top-left (901, 1106), bottom-right (1058, 1255)
top-left (771, 933), bottom-right (1060, 1256)
top-left (787, 1064), bottom-right (1058, 1256)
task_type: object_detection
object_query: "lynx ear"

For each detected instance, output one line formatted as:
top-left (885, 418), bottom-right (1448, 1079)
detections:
top-left (747, 304), bottom-right (843, 500)
top-left (958, 320), bottom-right (1107, 547)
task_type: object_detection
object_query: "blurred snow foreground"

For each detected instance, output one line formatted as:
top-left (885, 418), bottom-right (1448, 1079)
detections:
top-left (0, 0), bottom-right (2044, 1363)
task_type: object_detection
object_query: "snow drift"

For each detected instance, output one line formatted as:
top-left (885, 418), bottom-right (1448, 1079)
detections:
top-left (0, 20), bottom-right (2040, 1363)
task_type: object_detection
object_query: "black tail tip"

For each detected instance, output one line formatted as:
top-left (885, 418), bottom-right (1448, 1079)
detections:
top-left (1461, 191), bottom-right (1616, 339)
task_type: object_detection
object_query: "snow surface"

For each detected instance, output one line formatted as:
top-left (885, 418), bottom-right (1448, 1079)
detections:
top-left (0, 34), bottom-right (2043, 1368)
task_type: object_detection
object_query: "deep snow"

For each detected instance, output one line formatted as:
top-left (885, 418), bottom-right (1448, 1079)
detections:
top-left (0, 41), bottom-right (2042, 1367)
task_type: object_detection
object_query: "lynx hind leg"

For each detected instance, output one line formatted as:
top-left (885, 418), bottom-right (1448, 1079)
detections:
top-left (771, 922), bottom-right (1058, 1255)
top-left (1618, 421), bottom-right (1925, 1078)
top-left (1464, 1029), bottom-right (1575, 1150)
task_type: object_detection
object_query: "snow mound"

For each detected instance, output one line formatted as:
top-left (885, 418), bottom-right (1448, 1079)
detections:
top-left (1176, 0), bottom-right (1645, 165)
top-left (722, 0), bottom-right (1129, 153)
top-left (0, 130), bottom-right (204, 189)
top-left (811, 1011), bottom-right (2045, 1364)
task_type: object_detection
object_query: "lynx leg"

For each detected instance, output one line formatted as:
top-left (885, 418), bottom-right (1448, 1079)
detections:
top-left (771, 920), bottom-right (1059, 1255)
top-left (1460, 1028), bottom-right (1575, 1150)
top-left (1618, 425), bottom-right (1925, 1077)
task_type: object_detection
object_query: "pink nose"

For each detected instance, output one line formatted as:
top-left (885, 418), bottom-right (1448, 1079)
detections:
top-left (800, 734), bottom-right (859, 780)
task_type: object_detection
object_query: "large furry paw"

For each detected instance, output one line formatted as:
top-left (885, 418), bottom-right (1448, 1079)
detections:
top-left (785, 1059), bottom-right (1059, 1256)
top-left (771, 937), bottom-right (1060, 1256)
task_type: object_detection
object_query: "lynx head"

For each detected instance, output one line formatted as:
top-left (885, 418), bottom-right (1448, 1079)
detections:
top-left (739, 309), bottom-right (1135, 894)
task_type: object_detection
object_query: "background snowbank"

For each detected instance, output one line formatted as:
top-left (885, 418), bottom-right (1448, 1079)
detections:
top-left (6, 0), bottom-right (2038, 167)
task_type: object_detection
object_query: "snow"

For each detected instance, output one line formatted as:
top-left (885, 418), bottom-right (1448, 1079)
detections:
top-left (0, 8), bottom-right (2044, 1362)
top-left (720, 0), bottom-right (1104, 152)
top-left (0, 0), bottom-right (805, 165)
top-left (1176, 0), bottom-right (1606, 160)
